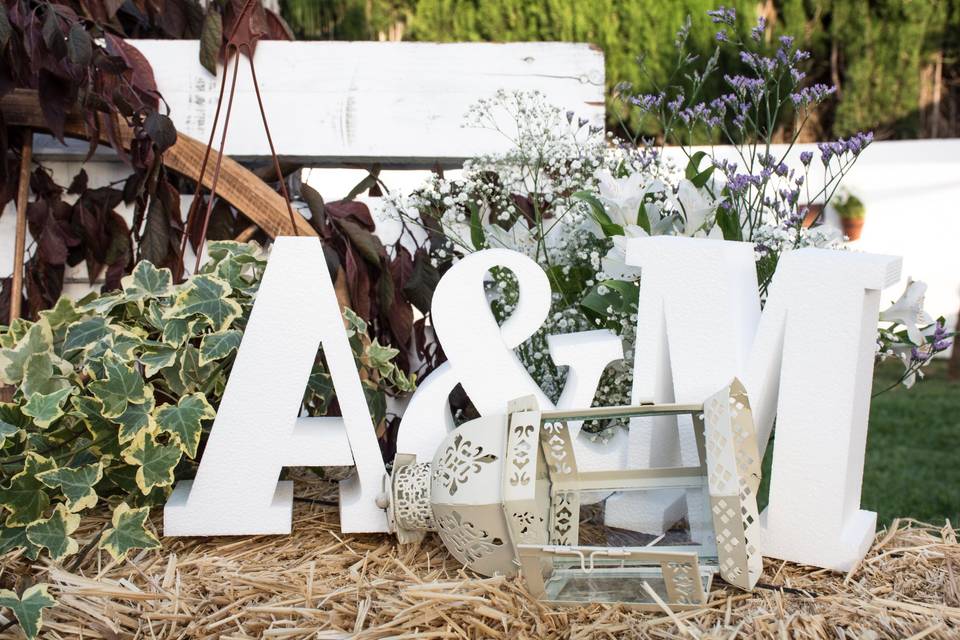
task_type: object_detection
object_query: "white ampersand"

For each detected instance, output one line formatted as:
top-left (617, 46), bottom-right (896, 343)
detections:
top-left (396, 249), bottom-right (624, 466)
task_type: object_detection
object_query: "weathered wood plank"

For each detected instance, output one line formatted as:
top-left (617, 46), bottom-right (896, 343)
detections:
top-left (128, 40), bottom-right (606, 165)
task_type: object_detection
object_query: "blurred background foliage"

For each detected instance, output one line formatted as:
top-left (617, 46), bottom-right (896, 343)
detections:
top-left (278, 0), bottom-right (960, 142)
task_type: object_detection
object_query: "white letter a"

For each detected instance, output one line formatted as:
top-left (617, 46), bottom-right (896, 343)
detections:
top-left (164, 237), bottom-right (388, 535)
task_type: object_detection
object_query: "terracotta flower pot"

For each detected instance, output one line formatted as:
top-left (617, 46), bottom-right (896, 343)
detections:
top-left (802, 204), bottom-right (823, 228)
top-left (841, 217), bottom-right (864, 241)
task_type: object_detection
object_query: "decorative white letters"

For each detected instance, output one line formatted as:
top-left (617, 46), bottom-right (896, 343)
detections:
top-left (624, 236), bottom-right (901, 570)
top-left (164, 237), bottom-right (389, 535)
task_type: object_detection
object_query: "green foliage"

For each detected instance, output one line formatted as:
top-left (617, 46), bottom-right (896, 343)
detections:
top-left (833, 192), bottom-right (866, 220)
top-left (0, 584), bottom-right (56, 640)
top-left (0, 242), bottom-right (415, 636)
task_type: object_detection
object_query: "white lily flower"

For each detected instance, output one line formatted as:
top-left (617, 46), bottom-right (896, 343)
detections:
top-left (879, 279), bottom-right (933, 345)
top-left (600, 224), bottom-right (647, 281)
top-left (671, 179), bottom-right (720, 237)
top-left (592, 169), bottom-right (666, 235)
top-left (485, 220), bottom-right (539, 258)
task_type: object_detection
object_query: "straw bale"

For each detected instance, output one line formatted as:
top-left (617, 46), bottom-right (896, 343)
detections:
top-left (1, 479), bottom-right (958, 639)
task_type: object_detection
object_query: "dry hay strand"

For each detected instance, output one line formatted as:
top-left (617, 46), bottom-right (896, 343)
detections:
top-left (1, 481), bottom-right (959, 639)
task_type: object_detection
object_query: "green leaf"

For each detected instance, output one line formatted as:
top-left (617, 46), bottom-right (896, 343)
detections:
top-left (21, 353), bottom-right (68, 397)
top-left (26, 504), bottom-right (80, 561)
top-left (199, 329), bottom-right (242, 366)
top-left (155, 393), bottom-right (216, 457)
top-left (113, 391), bottom-right (156, 444)
top-left (71, 396), bottom-right (123, 460)
top-left (122, 431), bottom-right (182, 494)
top-left (545, 265), bottom-right (593, 300)
top-left (176, 344), bottom-right (216, 394)
top-left (37, 463), bottom-right (103, 512)
top-left (685, 151), bottom-right (709, 180)
top-left (0, 420), bottom-right (20, 448)
top-left (714, 202), bottom-right (743, 241)
top-left (39, 297), bottom-right (82, 331)
top-left (0, 321), bottom-right (53, 385)
top-left (0, 525), bottom-right (41, 559)
top-left (573, 190), bottom-right (624, 236)
top-left (62, 316), bottom-right (112, 355)
top-left (88, 351), bottom-right (146, 419)
top-left (99, 503), bottom-right (160, 561)
top-left (161, 317), bottom-right (202, 346)
top-left (0, 584), bottom-right (56, 640)
top-left (167, 275), bottom-right (242, 332)
top-left (199, 4), bottom-right (223, 75)
top-left (468, 201), bottom-right (486, 250)
top-left (0, 454), bottom-right (54, 526)
top-left (122, 260), bottom-right (174, 304)
top-left (77, 291), bottom-right (126, 315)
top-left (636, 201), bottom-right (652, 234)
top-left (581, 279), bottom-right (639, 323)
top-left (22, 387), bottom-right (74, 428)
top-left (139, 343), bottom-right (178, 377)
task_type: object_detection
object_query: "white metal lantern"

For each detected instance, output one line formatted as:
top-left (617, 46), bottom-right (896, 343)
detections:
top-left (385, 378), bottom-right (763, 608)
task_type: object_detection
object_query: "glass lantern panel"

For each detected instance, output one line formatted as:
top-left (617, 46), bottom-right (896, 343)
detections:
top-left (544, 567), bottom-right (710, 605)
top-left (573, 488), bottom-right (717, 557)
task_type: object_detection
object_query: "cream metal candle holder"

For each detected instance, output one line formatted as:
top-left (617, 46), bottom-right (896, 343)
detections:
top-left (384, 378), bottom-right (762, 609)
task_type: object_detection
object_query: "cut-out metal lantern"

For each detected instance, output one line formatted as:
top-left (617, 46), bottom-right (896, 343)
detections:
top-left (385, 378), bottom-right (763, 609)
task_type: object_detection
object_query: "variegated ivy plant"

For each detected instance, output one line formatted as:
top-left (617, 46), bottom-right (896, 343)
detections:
top-left (0, 241), bottom-right (414, 637)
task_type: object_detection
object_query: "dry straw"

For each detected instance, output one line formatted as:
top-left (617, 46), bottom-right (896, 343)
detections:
top-left (1, 478), bottom-right (958, 639)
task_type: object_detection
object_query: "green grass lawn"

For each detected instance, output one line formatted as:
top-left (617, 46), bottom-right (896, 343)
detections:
top-left (758, 360), bottom-right (960, 527)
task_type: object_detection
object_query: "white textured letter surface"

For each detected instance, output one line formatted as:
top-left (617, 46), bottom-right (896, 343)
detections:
top-left (625, 236), bottom-right (900, 571)
top-left (164, 237), bottom-right (388, 535)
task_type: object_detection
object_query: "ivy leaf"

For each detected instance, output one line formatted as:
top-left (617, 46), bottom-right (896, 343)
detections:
top-left (71, 396), bottom-right (123, 460)
top-left (26, 504), bottom-right (80, 561)
top-left (122, 260), bottom-right (174, 303)
top-left (0, 420), bottom-right (20, 448)
top-left (0, 526), bottom-right (41, 560)
top-left (161, 317), bottom-right (202, 346)
top-left (21, 353), bottom-right (65, 397)
top-left (166, 275), bottom-right (242, 332)
top-left (155, 393), bottom-right (216, 457)
top-left (62, 316), bottom-right (112, 355)
top-left (37, 463), bottom-right (103, 512)
top-left (99, 503), bottom-right (160, 561)
top-left (0, 584), bottom-right (56, 640)
top-left (0, 321), bottom-right (53, 385)
top-left (88, 352), bottom-right (147, 418)
top-left (22, 387), bottom-right (74, 428)
top-left (77, 291), bottom-right (126, 315)
top-left (139, 343), bottom-right (178, 377)
top-left (0, 454), bottom-right (54, 526)
top-left (198, 329), bottom-right (242, 366)
top-left (113, 392), bottom-right (156, 444)
top-left (122, 431), bottom-right (182, 494)
top-left (177, 344), bottom-right (216, 393)
top-left (39, 297), bottom-right (82, 331)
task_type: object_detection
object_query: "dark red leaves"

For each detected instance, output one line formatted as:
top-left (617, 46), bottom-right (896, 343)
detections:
top-left (38, 69), bottom-right (75, 142)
